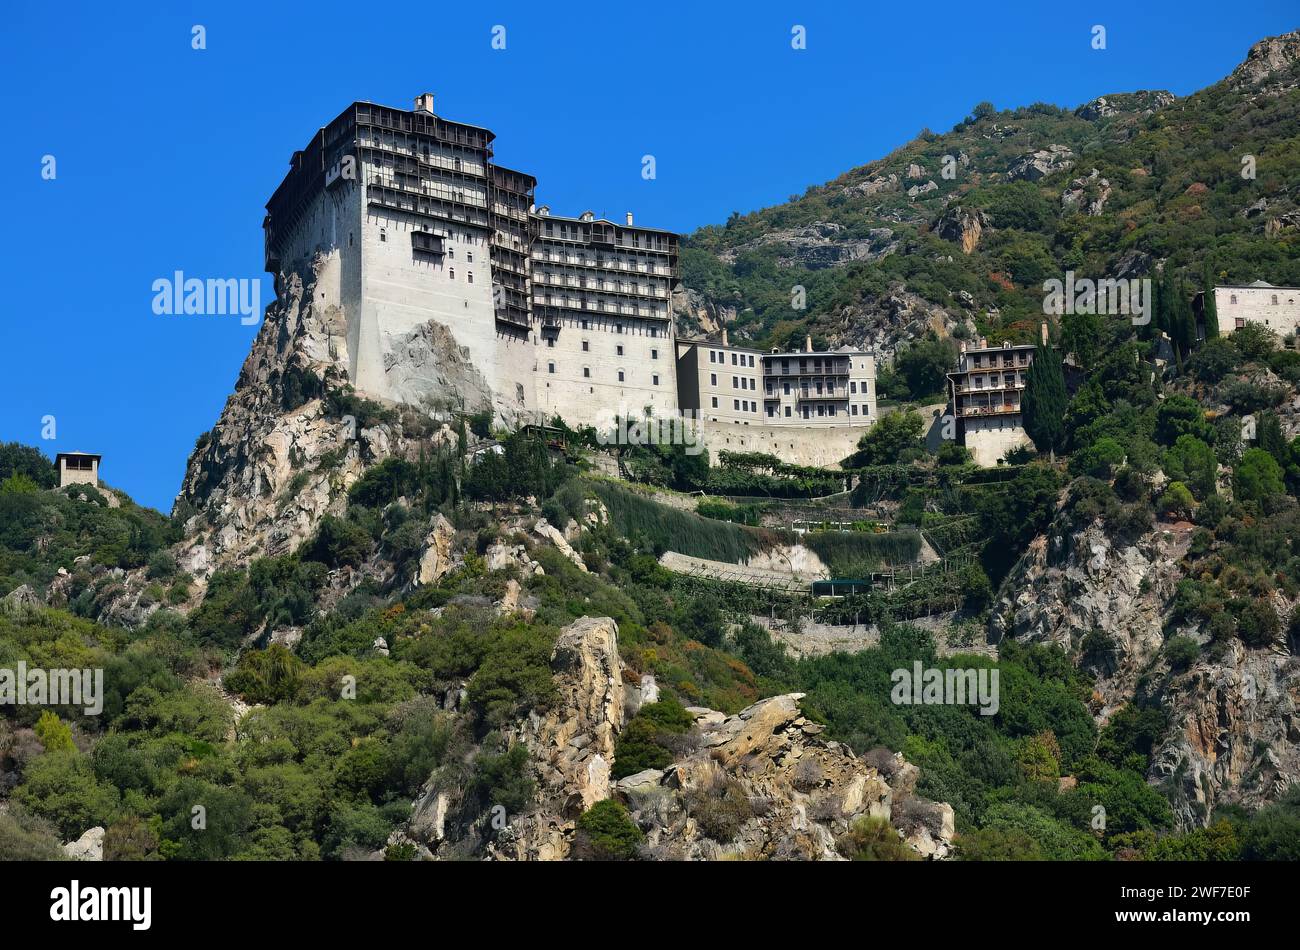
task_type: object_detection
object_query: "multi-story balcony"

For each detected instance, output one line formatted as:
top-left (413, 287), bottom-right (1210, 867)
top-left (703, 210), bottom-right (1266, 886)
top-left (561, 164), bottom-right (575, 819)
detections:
top-left (950, 377), bottom-right (1026, 393)
top-left (954, 398), bottom-right (1022, 417)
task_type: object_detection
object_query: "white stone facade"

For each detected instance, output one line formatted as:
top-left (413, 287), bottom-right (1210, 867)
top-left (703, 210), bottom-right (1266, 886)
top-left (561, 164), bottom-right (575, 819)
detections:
top-left (1212, 282), bottom-right (1300, 338)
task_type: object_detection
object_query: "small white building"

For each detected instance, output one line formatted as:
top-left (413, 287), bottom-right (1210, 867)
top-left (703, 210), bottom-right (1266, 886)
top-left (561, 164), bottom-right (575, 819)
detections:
top-left (55, 451), bottom-right (101, 488)
top-left (1205, 281), bottom-right (1300, 337)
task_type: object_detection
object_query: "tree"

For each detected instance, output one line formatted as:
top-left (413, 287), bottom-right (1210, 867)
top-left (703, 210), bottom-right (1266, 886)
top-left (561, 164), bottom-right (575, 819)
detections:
top-left (849, 410), bottom-right (925, 467)
top-left (1061, 309), bottom-right (1103, 369)
top-left (1023, 342), bottom-right (1066, 456)
top-left (1234, 448), bottom-right (1284, 505)
top-left (575, 800), bottom-right (643, 860)
top-left (1201, 266), bottom-right (1219, 339)
top-left (1163, 435), bottom-right (1217, 498)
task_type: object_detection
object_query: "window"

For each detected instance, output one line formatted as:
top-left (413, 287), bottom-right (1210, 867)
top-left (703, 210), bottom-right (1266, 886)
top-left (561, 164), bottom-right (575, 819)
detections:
top-left (547, 338), bottom-right (554, 348)
top-left (616, 324), bottom-right (624, 334)
top-left (448, 248), bottom-right (454, 259)
top-left (582, 340), bottom-right (589, 351)
top-left (618, 370), bottom-right (625, 382)
top-left (784, 407), bottom-right (791, 417)
top-left (710, 351), bottom-right (716, 363)
top-left (748, 355), bottom-right (755, 367)
top-left (449, 267), bottom-right (455, 279)
top-left (581, 319), bottom-right (589, 329)
top-left (710, 373), bottom-right (717, 385)
top-left (850, 382), bottom-right (857, 394)
top-left (583, 367), bottom-right (590, 378)
top-left (651, 349), bottom-right (658, 360)
top-left (467, 271), bottom-right (473, 284)
top-left (732, 376), bottom-right (739, 388)
top-left (852, 405), bottom-right (858, 415)
top-left (652, 374), bottom-right (659, 386)
top-left (861, 405), bottom-right (869, 416)
top-left (467, 251), bottom-right (473, 263)
top-left (711, 397), bottom-right (718, 408)
top-left (617, 345), bottom-right (624, 356)
top-left (734, 399), bottom-right (740, 410)
top-left (547, 362), bottom-right (555, 374)
top-left (379, 228), bottom-right (387, 242)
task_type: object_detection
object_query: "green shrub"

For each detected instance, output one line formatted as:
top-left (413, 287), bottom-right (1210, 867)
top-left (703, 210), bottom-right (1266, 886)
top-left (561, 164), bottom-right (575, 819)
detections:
top-left (575, 799), bottom-right (643, 860)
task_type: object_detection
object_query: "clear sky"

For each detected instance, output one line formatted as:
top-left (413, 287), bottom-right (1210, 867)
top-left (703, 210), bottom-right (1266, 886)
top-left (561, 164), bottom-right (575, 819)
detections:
top-left (2, 0), bottom-right (1296, 511)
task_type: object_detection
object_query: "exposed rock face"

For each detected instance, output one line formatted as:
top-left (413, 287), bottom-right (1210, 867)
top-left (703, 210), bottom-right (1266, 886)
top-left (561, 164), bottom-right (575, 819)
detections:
top-left (1007, 144), bottom-right (1074, 182)
top-left (673, 288), bottom-right (737, 337)
top-left (1152, 643), bottom-right (1300, 828)
top-left (63, 826), bottom-right (105, 861)
top-left (829, 288), bottom-right (961, 361)
top-left (489, 617), bottom-right (626, 860)
top-left (416, 514), bottom-right (457, 586)
top-left (1061, 169), bottom-right (1113, 217)
top-left (715, 221), bottom-right (897, 271)
top-left (1230, 30), bottom-right (1300, 92)
top-left (992, 513), bottom-right (1300, 828)
top-left (1075, 91), bottom-right (1175, 121)
top-left (175, 255), bottom-right (458, 578)
top-left (992, 519), bottom-right (1191, 710)
top-left (932, 206), bottom-right (990, 254)
top-left (476, 616), bottom-right (952, 861)
top-left (617, 694), bottom-right (952, 860)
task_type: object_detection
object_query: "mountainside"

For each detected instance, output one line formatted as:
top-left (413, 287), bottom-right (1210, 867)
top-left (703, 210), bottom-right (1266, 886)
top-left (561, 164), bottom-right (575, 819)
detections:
top-left (6, 30), bottom-right (1300, 865)
top-left (675, 31), bottom-right (1300, 364)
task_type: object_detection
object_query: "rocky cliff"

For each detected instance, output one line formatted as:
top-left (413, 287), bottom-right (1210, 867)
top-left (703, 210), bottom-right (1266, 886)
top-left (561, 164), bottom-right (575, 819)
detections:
top-left (410, 615), bottom-right (953, 861)
top-left (174, 255), bottom-right (463, 581)
top-left (992, 509), bottom-right (1300, 829)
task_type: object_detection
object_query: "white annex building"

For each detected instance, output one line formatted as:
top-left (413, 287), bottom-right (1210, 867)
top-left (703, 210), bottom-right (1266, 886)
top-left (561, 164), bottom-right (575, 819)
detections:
top-left (1203, 281), bottom-right (1300, 338)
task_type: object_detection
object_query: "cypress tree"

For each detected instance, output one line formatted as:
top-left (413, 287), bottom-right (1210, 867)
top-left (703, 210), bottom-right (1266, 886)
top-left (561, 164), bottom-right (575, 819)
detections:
top-left (1023, 339), bottom-right (1067, 458)
top-left (1201, 265), bottom-right (1219, 339)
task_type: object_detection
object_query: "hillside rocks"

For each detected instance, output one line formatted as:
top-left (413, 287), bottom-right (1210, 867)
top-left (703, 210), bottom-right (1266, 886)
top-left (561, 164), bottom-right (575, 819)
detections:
top-left (715, 221), bottom-right (898, 270)
top-left (469, 615), bottom-right (953, 861)
top-left (1062, 169), bottom-right (1113, 217)
top-left (1007, 144), bottom-right (1074, 182)
top-left (1230, 30), bottom-right (1300, 92)
top-left (486, 616), bottom-right (626, 860)
top-left (175, 254), bottom-right (457, 579)
top-left (673, 288), bottom-right (737, 337)
top-left (992, 512), bottom-right (1300, 829)
top-left (415, 514), bottom-right (457, 585)
top-left (62, 826), bottom-right (105, 861)
top-left (1152, 642), bottom-right (1300, 828)
top-left (1075, 91), bottom-right (1175, 121)
top-left (932, 206), bottom-right (990, 254)
top-left (992, 518), bottom-right (1191, 710)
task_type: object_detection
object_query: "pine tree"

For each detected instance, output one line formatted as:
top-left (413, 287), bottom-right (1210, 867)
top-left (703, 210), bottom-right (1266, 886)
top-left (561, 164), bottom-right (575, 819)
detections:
top-left (1023, 340), bottom-right (1067, 458)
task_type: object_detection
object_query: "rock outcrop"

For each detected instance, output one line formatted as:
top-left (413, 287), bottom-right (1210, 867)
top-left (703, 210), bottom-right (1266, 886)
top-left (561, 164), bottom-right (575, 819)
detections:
top-left (1007, 144), bottom-right (1074, 182)
top-left (174, 254), bottom-right (459, 579)
top-left (932, 206), bottom-right (990, 254)
top-left (475, 616), bottom-right (953, 861)
top-left (993, 512), bottom-right (1300, 828)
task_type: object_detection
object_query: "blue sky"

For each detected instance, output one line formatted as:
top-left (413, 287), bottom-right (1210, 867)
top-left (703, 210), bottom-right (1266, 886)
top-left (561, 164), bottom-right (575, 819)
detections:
top-left (2, 0), bottom-right (1296, 511)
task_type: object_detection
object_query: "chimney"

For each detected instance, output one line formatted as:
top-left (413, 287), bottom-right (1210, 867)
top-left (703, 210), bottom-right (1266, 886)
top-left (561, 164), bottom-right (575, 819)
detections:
top-left (626, 211), bottom-right (634, 226)
top-left (805, 335), bottom-right (813, 353)
top-left (1040, 321), bottom-right (1049, 346)
top-left (414, 93), bottom-right (435, 115)
top-left (721, 328), bottom-right (729, 346)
